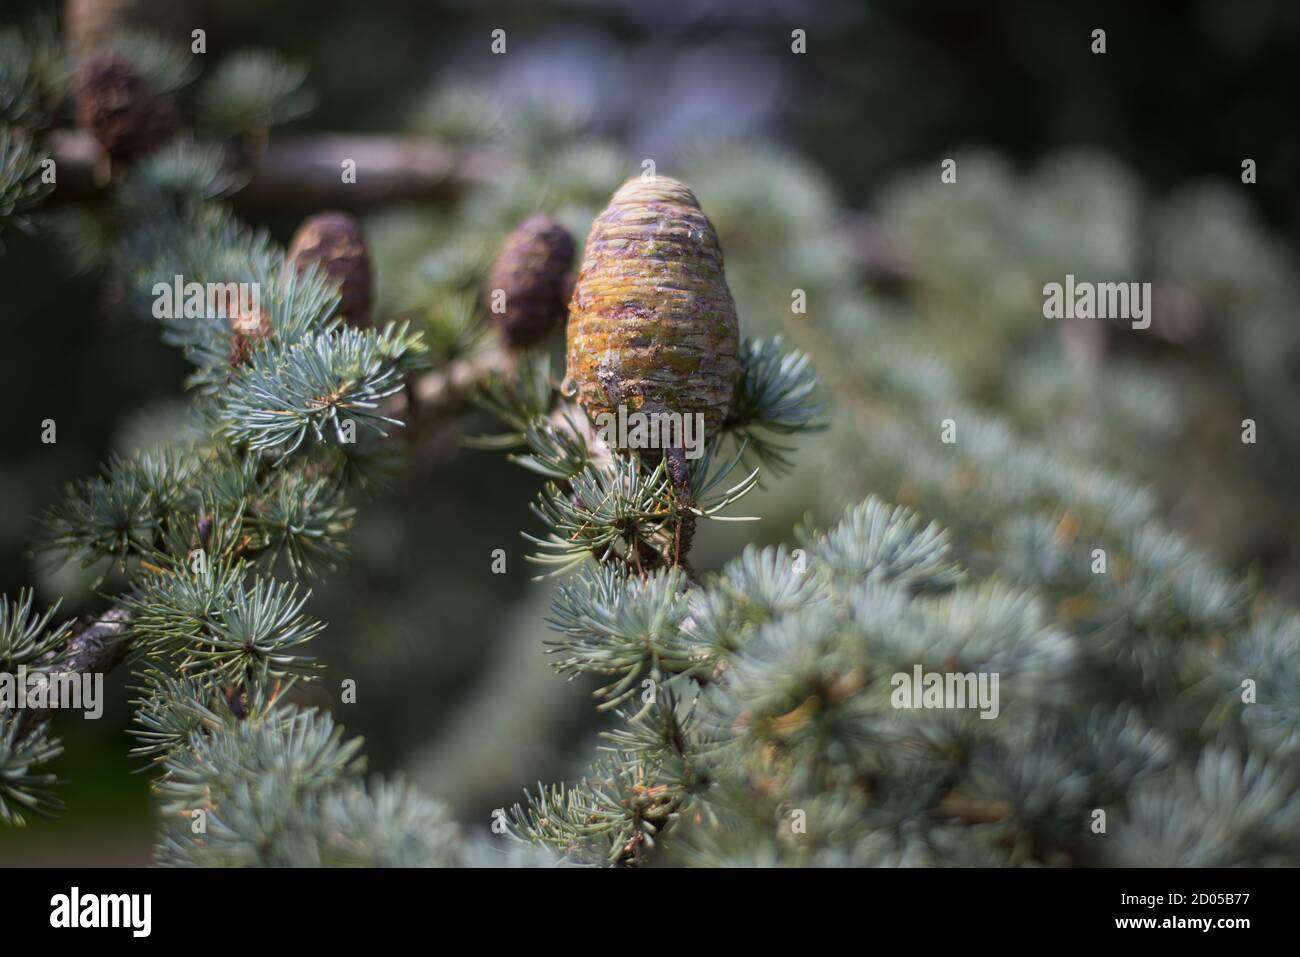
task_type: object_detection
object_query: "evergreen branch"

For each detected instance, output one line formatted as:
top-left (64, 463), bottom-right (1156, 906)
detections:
top-left (196, 50), bottom-right (315, 141)
top-left (218, 326), bottom-right (415, 458)
top-left (156, 706), bottom-right (364, 818)
top-left (526, 457), bottom-right (675, 573)
top-left (508, 412), bottom-right (594, 481)
top-left (599, 680), bottom-right (709, 794)
top-left (505, 749), bottom-right (681, 866)
top-left (125, 567), bottom-right (323, 684)
top-left (129, 670), bottom-right (242, 764)
top-left (313, 779), bottom-right (460, 867)
top-left (0, 711), bottom-right (63, 825)
top-left (467, 351), bottom-right (555, 440)
top-left (93, 28), bottom-right (199, 95)
top-left (725, 337), bottom-right (825, 475)
top-left (680, 543), bottom-right (831, 671)
top-left (546, 565), bottom-right (697, 706)
top-left (39, 448), bottom-right (205, 571)
top-left (0, 125), bottom-right (53, 240)
top-left (150, 701), bottom-right (461, 866)
top-left (799, 497), bottom-right (964, 596)
top-left (0, 589), bottom-right (75, 672)
top-left (114, 138), bottom-right (245, 217)
top-left (506, 685), bottom-right (707, 866)
top-left (245, 471), bottom-right (356, 578)
top-left (0, 16), bottom-right (64, 130)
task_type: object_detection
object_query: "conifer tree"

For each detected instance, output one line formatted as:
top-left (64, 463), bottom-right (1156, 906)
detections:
top-left (2, 3), bottom-right (1298, 870)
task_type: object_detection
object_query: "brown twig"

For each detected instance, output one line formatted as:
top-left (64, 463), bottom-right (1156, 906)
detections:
top-left (44, 128), bottom-right (516, 211)
top-left (19, 607), bottom-right (133, 733)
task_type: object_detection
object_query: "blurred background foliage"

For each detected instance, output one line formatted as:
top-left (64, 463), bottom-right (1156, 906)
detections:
top-left (1, 0), bottom-right (1297, 863)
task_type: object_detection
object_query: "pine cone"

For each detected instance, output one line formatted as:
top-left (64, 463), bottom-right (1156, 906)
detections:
top-left (75, 56), bottom-right (177, 163)
top-left (566, 176), bottom-right (741, 435)
top-left (288, 212), bottom-right (373, 329)
top-left (487, 214), bottom-right (575, 348)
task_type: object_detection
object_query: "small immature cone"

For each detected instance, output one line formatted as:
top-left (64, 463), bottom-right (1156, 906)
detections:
top-left (75, 56), bottom-right (178, 163)
top-left (226, 298), bottom-right (272, 366)
top-left (210, 284), bottom-right (272, 366)
top-left (288, 212), bottom-right (373, 329)
top-left (487, 214), bottom-right (575, 348)
top-left (566, 176), bottom-right (741, 435)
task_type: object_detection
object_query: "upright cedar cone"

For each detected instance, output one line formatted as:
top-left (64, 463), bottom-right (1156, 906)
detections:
top-left (487, 214), bottom-right (575, 348)
top-left (288, 212), bottom-right (373, 329)
top-left (566, 176), bottom-right (741, 435)
top-left (75, 56), bottom-right (177, 163)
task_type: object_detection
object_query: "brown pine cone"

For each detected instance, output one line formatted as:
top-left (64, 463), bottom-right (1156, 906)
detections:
top-left (288, 212), bottom-right (373, 330)
top-left (565, 176), bottom-right (741, 436)
top-left (487, 214), bottom-right (575, 348)
top-left (75, 56), bottom-right (178, 164)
